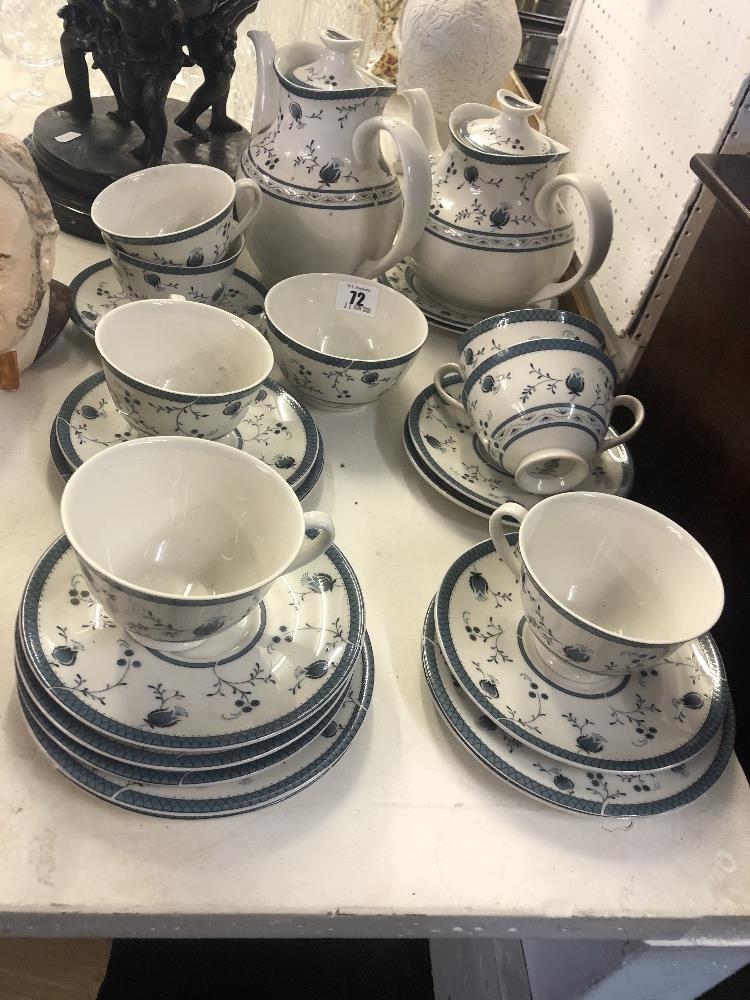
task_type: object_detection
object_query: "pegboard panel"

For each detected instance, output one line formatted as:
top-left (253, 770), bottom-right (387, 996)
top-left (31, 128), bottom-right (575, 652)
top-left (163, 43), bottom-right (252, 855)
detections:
top-left (543, 0), bottom-right (750, 351)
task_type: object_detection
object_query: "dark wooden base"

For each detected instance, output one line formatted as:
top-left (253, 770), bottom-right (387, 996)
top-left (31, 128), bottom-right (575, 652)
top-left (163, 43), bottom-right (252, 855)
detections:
top-left (27, 97), bottom-right (250, 243)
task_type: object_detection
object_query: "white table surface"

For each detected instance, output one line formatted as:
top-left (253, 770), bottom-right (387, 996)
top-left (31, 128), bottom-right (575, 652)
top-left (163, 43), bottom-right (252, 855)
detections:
top-left (1, 75), bottom-right (750, 943)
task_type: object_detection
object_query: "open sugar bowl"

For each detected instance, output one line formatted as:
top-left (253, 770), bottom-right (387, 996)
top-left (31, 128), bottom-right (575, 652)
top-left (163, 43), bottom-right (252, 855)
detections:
top-left (264, 273), bottom-right (428, 410)
top-left (95, 297), bottom-right (273, 441)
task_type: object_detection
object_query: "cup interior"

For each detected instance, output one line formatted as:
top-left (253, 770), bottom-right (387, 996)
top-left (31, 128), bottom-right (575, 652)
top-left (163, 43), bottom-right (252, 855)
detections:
top-left (61, 439), bottom-right (303, 599)
top-left (520, 493), bottom-right (724, 645)
top-left (96, 299), bottom-right (272, 396)
top-left (91, 164), bottom-right (233, 239)
top-left (265, 273), bottom-right (428, 361)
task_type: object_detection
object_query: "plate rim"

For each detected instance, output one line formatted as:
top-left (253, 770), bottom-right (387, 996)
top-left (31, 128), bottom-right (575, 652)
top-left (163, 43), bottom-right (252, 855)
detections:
top-left (434, 538), bottom-right (729, 772)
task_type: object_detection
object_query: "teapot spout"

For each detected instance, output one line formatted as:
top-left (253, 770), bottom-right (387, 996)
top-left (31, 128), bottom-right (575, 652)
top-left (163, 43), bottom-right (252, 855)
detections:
top-left (400, 88), bottom-right (443, 160)
top-left (248, 29), bottom-right (278, 136)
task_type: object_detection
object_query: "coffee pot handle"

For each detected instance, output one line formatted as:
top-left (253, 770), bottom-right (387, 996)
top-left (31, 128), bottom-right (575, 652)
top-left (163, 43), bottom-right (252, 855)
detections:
top-left (488, 503), bottom-right (528, 580)
top-left (285, 512), bottom-right (336, 574)
top-left (352, 116), bottom-right (431, 280)
top-left (531, 173), bottom-right (613, 303)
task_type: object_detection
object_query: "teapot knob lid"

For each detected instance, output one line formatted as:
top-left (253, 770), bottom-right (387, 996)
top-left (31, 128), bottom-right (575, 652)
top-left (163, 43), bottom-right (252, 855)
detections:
top-left (319, 27), bottom-right (363, 54)
top-left (496, 88), bottom-right (542, 118)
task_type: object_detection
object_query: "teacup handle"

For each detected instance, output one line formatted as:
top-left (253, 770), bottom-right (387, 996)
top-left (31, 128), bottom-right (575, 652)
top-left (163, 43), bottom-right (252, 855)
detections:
top-left (599, 394), bottom-right (645, 451)
top-left (488, 502), bottom-right (529, 580)
top-left (232, 178), bottom-right (262, 239)
top-left (531, 173), bottom-right (613, 303)
top-left (352, 116), bottom-right (431, 279)
top-left (434, 363), bottom-right (465, 410)
top-left (285, 512), bottom-right (336, 574)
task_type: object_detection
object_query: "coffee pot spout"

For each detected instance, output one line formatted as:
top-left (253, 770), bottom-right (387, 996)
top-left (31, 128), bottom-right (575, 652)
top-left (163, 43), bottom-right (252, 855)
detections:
top-left (248, 29), bottom-right (278, 136)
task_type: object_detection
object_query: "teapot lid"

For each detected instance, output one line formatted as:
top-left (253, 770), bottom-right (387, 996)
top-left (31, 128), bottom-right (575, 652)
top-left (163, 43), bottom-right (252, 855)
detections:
top-left (457, 89), bottom-right (556, 157)
top-left (291, 27), bottom-right (386, 93)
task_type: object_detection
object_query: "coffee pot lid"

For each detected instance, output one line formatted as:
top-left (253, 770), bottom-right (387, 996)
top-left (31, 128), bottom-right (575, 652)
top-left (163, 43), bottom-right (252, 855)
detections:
top-left (458, 89), bottom-right (555, 156)
top-left (292, 27), bottom-right (386, 92)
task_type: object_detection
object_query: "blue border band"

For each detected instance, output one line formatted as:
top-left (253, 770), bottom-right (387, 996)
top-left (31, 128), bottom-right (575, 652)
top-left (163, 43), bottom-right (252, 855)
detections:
top-left (423, 602), bottom-right (735, 817)
top-left (423, 226), bottom-right (575, 254)
top-left (458, 308), bottom-right (607, 354)
top-left (433, 539), bottom-right (728, 771)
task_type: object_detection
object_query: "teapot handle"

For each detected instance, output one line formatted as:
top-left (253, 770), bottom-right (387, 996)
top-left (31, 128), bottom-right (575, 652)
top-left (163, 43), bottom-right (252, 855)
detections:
top-left (352, 115), bottom-right (431, 280)
top-left (531, 173), bottom-right (613, 303)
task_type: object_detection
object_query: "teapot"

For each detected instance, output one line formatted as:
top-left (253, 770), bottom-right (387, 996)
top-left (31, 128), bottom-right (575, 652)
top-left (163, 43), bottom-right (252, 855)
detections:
top-left (237, 28), bottom-right (431, 287)
top-left (406, 89), bottom-right (613, 315)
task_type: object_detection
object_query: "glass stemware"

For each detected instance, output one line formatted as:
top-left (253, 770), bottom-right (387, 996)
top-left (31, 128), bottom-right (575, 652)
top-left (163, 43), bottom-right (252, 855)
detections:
top-left (0, 0), bottom-right (62, 107)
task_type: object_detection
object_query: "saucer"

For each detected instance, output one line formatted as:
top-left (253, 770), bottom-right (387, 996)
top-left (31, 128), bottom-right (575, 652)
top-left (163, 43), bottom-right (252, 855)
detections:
top-left (69, 260), bottom-right (267, 340)
top-left (406, 375), bottom-right (633, 517)
top-left (17, 661), bottom-right (347, 787)
top-left (18, 633), bottom-right (373, 818)
top-left (56, 371), bottom-right (320, 490)
top-left (19, 535), bottom-right (365, 751)
top-left (379, 262), bottom-right (475, 333)
top-left (15, 627), bottom-right (350, 773)
top-left (434, 539), bottom-right (727, 772)
top-left (422, 603), bottom-right (734, 816)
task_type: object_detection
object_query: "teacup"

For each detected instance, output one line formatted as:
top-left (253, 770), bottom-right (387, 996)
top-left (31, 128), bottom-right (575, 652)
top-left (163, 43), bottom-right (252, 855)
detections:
top-left (91, 163), bottom-right (261, 267)
top-left (95, 297), bottom-right (273, 440)
top-left (457, 308), bottom-right (606, 377)
top-left (109, 235), bottom-right (245, 305)
top-left (60, 437), bottom-right (335, 652)
top-left (435, 339), bottom-right (644, 494)
top-left (265, 272), bottom-right (428, 410)
top-left (489, 493), bottom-right (724, 680)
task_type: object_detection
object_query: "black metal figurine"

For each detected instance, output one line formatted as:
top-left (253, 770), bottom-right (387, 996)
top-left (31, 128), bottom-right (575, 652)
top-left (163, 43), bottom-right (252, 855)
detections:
top-left (56, 0), bottom-right (259, 167)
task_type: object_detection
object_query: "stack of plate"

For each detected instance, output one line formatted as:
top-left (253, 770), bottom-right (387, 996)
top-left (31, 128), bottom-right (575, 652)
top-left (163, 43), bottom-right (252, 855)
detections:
top-left (49, 372), bottom-right (325, 500)
top-left (422, 539), bottom-right (734, 817)
top-left (14, 534), bottom-right (373, 818)
top-left (404, 372), bottom-right (634, 518)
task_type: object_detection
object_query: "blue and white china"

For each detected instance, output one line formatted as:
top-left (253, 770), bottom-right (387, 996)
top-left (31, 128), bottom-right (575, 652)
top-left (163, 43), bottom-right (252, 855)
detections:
top-left (15, 627), bottom-right (350, 773)
top-left (434, 538), bottom-right (727, 772)
top-left (18, 633), bottom-right (373, 818)
top-left (69, 261), bottom-right (267, 341)
top-left (489, 493), bottom-right (725, 681)
top-left (457, 309), bottom-right (607, 376)
top-left (91, 163), bottom-right (261, 267)
top-left (19, 532), bottom-right (364, 750)
top-left (95, 297), bottom-right (273, 441)
top-left (407, 88), bottom-right (613, 315)
top-left (405, 376), bottom-right (633, 518)
top-left (17, 657), bottom-right (348, 787)
top-left (54, 371), bottom-right (320, 489)
top-left (108, 235), bottom-right (245, 305)
top-left (435, 339), bottom-right (644, 494)
top-left (265, 272), bottom-right (428, 410)
top-left (422, 603), bottom-right (735, 817)
top-left (59, 438), bottom-right (336, 651)
top-left (237, 28), bottom-right (431, 284)
top-left (379, 261), bottom-right (476, 333)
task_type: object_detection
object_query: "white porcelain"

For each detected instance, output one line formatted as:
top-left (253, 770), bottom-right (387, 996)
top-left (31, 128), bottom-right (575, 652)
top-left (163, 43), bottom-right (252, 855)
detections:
top-left (236, 28), bottom-right (431, 285)
top-left (59, 437), bottom-right (335, 651)
top-left (265, 272), bottom-right (428, 409)
top-left (91, 163), bottom-right (261, 267)
top-left (435, 339), bottom-right (644, 494)
top-left (489, 493), bottom-right (725, 680)
top-left (434, 536), bottom-right (727, 771)
top-left (95, 297), bottom-right (273, 440)
top-left (407, 88), bottom-right (613, 315)
top-left (457, 308), bottom-right (607, 375)
top-left (108, 235), bottom-right (245, 305)
top-left (396, 0), bottom-right (521, 123)
top-left (405, 374), bottom-right (633, 518)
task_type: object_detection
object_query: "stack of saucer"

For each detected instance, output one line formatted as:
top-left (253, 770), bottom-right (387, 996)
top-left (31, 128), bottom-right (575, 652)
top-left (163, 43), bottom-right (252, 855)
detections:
top-left (50, 371), bottom-right (326, 500)
top-left (422, 495), bottom-right (734, 817)
top-left (17, 438), bottom-right (372, 819)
